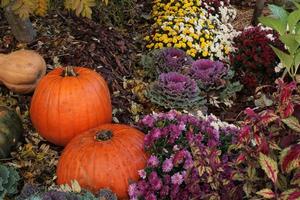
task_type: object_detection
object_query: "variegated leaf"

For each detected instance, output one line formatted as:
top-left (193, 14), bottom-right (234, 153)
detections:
top-left (269, 141), bottom-right (282, 151)
top-left (231, 171), bottom-right (245, 181)
top-left (247, 166), bottom-right (257, 181)
top-left (258, 110), bottom-right (279, 126)
top-left (236, 153), bottom-right (246, 165)
top-left (280, 144), bottom-right (300, 173)
top-left (291, 171), bottom-right (300, 186)
top-left (198, 165), bottom-right (205, 177)
top-left (282, 116), bottom-right (300, 133)
top-left (243, 182), bottom-right (253, 197)
top-left (259, 153), bottom-right (279, 183)
top-left (280, 189), bottom-right (300, 200)
top-left (256, 188), bottom-right (275, 199)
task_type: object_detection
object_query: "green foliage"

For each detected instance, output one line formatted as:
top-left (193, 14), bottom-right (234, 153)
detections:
top-left (259, 1), bottom-right (300, 80)
top-left (98, 188), bottom-right (117, 200)
top-left (0, 0), bottom-right (108, 19)
top-left (0, 164), bottom-right (20, 199)
top-left (139, 49), bottom-right (161, 79)
top-left (17, 183), bottom-right (118, 200)
top-left (95, 0), bottom-right (139, 27)
top-left (230, 79), bottom-right (300, 199)
top-left (219, 81), bottom-right (243, 102)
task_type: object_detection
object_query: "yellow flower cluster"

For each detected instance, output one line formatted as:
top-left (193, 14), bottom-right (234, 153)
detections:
top-left (144, 0), bottom-right (232, 59)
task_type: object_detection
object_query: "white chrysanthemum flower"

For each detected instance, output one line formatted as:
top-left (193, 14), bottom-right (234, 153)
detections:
top-left (275, 63), bottom-right (284, 73)
top-left (210, 121), bottom-right (220, 131)
top-left (184, 17), bottom-right (190, 22)
top-left (167, 16), bottom-right (174, 21)
top-left (266, 33), bottom-right (275, 41)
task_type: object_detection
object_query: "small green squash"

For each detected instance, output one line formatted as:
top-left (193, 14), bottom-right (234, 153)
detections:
top-left (0, 106), bottom-right (23, 158)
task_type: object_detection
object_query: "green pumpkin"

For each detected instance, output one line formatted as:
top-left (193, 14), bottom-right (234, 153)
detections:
top-left (0, 106), bottom-right (23, 158)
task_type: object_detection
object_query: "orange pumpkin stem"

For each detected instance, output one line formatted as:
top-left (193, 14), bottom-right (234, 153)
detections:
top-left (63, 66), bottom-right (77, 77)
top-left (95, 130), bottom-right (113, 141)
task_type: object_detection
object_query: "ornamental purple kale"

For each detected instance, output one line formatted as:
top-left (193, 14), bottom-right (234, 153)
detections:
top-left (189, 59), bottom-right (228, 90)
top-left (148, 72), bottom-right (206, 110)
top-left (128, 110), bottom-right (242, 200)
top-left (140, 48), bottom-right (193, 79)
top-left (188, 59), bottom-right (242, 106)
top-left (156, 48), bottom-right (193, 73)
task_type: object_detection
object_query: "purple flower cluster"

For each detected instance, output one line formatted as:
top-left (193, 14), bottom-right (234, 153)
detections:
top-left (129, 110), bottom-right (241, 200)
top-left (156, 48), bottom-right (194, 74)
top-left (149, 72), bottom-right (206, 109)
top-left (189, 59), bottom-right (228, 89)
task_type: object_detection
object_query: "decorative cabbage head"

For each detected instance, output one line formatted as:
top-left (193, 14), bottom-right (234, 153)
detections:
top-left (189, 59), bottom-right (228, 89)
top-left (148, 72), bottom-right (206, 110)
top-left (140, 48), bottom-right (193, 79)
top-left (0, 164), bottom-right (20, 199)
top-left (156, 48), bottom-right (194, 73)
top-left (16, 185), bottom-right (102, 200)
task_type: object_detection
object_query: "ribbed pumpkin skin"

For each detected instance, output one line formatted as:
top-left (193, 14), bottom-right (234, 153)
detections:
top-left (56, 124), bottom-right (148, 199)
top-left (30, 67), bottom-right (112, 146)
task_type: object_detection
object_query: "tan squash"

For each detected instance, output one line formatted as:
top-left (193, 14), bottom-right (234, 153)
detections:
top-left (0, 50), bottom-right (46, 94)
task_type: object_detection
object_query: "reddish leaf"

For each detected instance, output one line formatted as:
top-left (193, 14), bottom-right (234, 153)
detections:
top-left (277, 79), bottom-right (296, 104)
top-left (280, 189), bottom-right (300, 200)
top-left (236, 153), bottom-right (246, 165)
top-left (280, 144), bottom-right (300, 173)
top-left (254, 134), bottom-right (262, 147)
top-left (269, 141), bottom-right (282, 151)
top-left (244, 107), bottom-right (258, 119)
top-left (256, 188), bottom-right (275, 199)
top-left (282, 103), bottom-right (294, 118)
top-left (258, 136), bottom-right (270, 154)
top-left (253, 134), bottom-right (269, 154)
top-left (259, 153), bottom-right (279, 183)
top-left (238, 126), bottom-right (251, 143)
top-left (258, 110), bottom-right (279, 126)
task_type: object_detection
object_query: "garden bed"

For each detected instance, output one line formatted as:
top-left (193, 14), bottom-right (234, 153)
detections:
top-left (0, 0), bottom-right (299, 199)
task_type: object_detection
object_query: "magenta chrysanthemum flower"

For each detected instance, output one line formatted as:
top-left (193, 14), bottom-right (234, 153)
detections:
top-left (129, 110), bottom-right (240, 200)
top-left (141, 115), bottom-right (156, 127)
top-left (128, 183), bottom-right (138, 198)
top-left (147, 155), bottom-right (160, 168)
top-left (162, 158), bottom-right (173, 172)
top-left (171, 172), bottom-right (184, 185)
top-left (145, 192), bottom-right (157, 200)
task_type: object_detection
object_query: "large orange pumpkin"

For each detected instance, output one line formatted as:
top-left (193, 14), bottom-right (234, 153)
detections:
top-left (30, 66), bottom-right (112, 146)
top-left (56, 124), bottom-right (148, 199)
